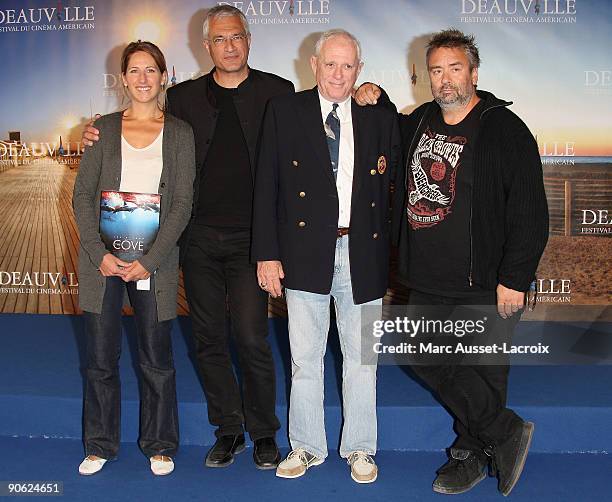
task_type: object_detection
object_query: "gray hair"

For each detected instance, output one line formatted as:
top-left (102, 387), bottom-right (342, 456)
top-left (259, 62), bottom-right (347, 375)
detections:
top-left (202, 5), bottom-right (250, 40)
top-left (314, 29), bottom-right (362, 62)
top-left (426, 28), bottom-right (480, 70)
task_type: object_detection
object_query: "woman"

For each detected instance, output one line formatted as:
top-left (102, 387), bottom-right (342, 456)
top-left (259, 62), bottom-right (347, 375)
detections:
top-left (73, 41), bottom-right (195, 476)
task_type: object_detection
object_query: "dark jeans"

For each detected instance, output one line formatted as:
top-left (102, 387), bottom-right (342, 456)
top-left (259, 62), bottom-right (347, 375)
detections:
top-left (182, 225), bottom-right (279, 440)
top-left (408, 289), bottom-right (523, 455)
top-left (82, 276), bottom-right (178, 459)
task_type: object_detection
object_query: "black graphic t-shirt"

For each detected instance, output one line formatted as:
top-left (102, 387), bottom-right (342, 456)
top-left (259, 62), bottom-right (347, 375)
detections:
top-left (407, 100), bottom-right (486, 296)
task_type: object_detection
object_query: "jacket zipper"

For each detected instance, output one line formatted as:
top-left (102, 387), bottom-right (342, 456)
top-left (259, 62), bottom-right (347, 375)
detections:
top-left (404, 105), bottom-right (431, 193)
top-left (468, 102), bottom-right (511, 287)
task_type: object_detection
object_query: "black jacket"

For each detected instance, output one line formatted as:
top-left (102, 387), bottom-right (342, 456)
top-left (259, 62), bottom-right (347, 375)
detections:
top-left (392, 90), bottom-right (549, 292)
top-left (252, 88), bottom-right (401, 304)
top-left (166, 68), bottom-right (295, 261)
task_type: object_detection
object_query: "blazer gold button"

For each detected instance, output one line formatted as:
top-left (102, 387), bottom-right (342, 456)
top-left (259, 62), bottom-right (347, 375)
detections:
top-left (371, 202), bottom-right (376, 208)
top-left (370, 169), bottom-right (376, 175)
top-left (299, 191), bottom-right (306, 198)
top-left (373, 233), bottom-right (378, 239)
top-left (298, 221), bottom-right (306, 227)
top-left (292, 160), bottom-right (299, 166)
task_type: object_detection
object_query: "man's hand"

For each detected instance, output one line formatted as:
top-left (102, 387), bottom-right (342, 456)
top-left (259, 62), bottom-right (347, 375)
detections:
top-left (82, 114), bottom-right (102, 147)
top-left (354, 82), bottom-right (382, 106)
top-left (496, 283), bottom-right (525, 319)
top-left (257, 260), bottom-right (284, 298)
top-left (99, 253), bottom-right (130, 277)
top-left (122, 260), bottom-right (151, 282)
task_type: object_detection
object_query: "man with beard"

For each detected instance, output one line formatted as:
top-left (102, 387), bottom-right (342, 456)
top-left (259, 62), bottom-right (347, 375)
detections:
top-left (356, 29), bottom-right (548, 496)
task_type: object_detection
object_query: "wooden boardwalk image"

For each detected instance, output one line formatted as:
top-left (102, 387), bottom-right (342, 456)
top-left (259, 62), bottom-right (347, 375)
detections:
top-left (0, 159), bottom-right (289, 317)
top-left (1, 159), bottom-right (607, 319)
top-left (0, 159), bottom-right (194, 315)
top-left (0, 158), bottom-right (80, 314)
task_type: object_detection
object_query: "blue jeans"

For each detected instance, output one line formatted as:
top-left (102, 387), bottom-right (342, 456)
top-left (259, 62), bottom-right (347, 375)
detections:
top-left (285, 235), bottom-right (380, 459)
top-left (82, 275), bottom-right (178, 460)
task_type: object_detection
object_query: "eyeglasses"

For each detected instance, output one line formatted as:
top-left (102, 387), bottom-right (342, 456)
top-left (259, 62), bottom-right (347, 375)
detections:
top-left (209, 33), bottom-right (248, 46)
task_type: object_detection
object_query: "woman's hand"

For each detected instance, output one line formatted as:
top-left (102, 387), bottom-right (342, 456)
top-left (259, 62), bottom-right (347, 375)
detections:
top-left (99, 253), bottom-right (130, 277)
top-left (121, 260), bottom-right (151, 282)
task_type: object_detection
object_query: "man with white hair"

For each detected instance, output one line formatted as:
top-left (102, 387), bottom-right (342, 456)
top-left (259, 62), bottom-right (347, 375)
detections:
top-left (252, 29), bottom-right (400, 482)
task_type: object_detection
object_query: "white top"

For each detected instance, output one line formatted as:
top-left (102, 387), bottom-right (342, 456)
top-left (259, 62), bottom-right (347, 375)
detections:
top-left (120, 128), bottom-right (164, 194)
top-left (318, 93), bottom-right (354, 228)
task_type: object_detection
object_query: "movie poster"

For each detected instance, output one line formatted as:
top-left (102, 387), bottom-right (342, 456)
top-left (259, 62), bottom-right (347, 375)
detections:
top-left (0, 0), bottom-right (609, 319)
top-left (99, 191), bottom-right (161, 262)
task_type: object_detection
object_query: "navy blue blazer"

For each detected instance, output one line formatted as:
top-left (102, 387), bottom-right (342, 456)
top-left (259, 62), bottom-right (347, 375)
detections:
top-left (252, 88), bottom-right (401, 304)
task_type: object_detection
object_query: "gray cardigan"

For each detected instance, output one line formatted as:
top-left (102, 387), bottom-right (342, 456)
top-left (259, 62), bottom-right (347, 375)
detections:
top-left (72, 111), bottom-right (195, 321)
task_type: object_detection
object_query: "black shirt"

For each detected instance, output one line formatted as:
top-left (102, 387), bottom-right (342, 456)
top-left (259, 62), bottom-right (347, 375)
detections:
top-left (196, 76), bottom-right (253, 227)
top-left (407, 99), bottom-right (486, 296)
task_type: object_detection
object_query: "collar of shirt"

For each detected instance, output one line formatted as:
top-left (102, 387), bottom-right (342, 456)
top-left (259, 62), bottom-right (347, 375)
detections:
top-left (207, 67), bottom-right (253, 107)
top-left (318, 92), bottom-right (352, 124)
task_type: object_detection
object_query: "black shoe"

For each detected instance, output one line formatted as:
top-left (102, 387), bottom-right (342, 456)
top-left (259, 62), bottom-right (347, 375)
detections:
top-left (253, 437), bottom-right (281, 470)
top-left (432, 448), bottom-right (488, 495)
top-left (205, 434), bottom-right (246, 468)
top-left (484, 421), bottom-right (534, 496)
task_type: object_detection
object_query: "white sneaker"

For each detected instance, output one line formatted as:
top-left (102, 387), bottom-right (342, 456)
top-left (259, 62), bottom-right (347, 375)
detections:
top-left (150, 456), bottom-right (174, 476)
top-left (347, 451), bottom-right (378, 483)
top-left (276, 448), bottom-right (324, 479)
top-left (78, 456), bottom-right (107, 476)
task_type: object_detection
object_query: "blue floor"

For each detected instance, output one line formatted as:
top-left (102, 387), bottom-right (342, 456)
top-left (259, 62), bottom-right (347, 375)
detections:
top-left (0, 314), bottom-right (611, 500)
top-left (1, 315), bottom-right (611, 452)
top-left (2, 437), bottom-right (610, 501)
